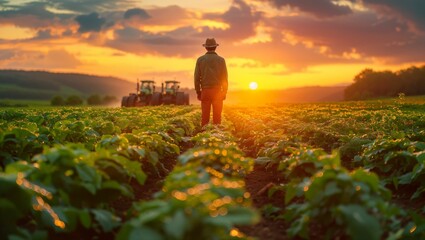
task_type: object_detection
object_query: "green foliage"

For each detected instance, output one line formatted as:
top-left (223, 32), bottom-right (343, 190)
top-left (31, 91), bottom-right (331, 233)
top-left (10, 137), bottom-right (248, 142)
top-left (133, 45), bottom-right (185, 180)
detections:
top-left (339, 137), bottom-right (372, 166)
top-left (4, 99), bottom-right (425, 239)
top-left (345, 65), bottom-right (425, 100)
top-left (102, 95), bottom-right (118, 105)
top-left (87, 94), bottom-right (102, 105)
top-left (0, 125), bottom-right (47, 169)
top-left (225, 103), bottom-right (425, 239)
top-left (50, 95), bottom-right (65, 106)
top-left (0, 174), bottom-right (32, 236)
top-left (0, 106), bottom-right (217, 239)
top-left (118, 127), bottom-right (259, 240)
top-left (65, 95), bottom-right (83, 106)
top-left (360, 137), bottom-right (425, 199)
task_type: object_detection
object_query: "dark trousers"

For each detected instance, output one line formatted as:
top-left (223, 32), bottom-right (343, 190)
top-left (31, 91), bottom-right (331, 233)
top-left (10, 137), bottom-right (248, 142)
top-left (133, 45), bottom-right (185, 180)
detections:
top-left (201, 88), bottom-right (223, 126)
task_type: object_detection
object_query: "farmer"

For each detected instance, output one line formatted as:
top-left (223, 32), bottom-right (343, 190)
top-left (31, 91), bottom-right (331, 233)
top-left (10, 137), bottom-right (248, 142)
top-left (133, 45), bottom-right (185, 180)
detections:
top-left (194, 38), bottom-right (228, 126)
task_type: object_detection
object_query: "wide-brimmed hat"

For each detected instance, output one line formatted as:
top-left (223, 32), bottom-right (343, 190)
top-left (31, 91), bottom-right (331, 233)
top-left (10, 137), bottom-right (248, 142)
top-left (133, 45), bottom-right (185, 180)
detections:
top-left (202, 38), bottom-right (219, 47)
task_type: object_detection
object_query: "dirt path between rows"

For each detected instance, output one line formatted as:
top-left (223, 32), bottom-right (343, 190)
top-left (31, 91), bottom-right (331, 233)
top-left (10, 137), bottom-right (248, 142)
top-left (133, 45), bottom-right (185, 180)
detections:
top-left (239, 164), bottom-right (289, 240)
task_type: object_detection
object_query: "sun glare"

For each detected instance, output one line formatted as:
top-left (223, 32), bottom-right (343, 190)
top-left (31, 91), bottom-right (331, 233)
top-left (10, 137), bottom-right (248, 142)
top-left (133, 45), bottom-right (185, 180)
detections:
top-left (249, 82), bottom-right (258, 90)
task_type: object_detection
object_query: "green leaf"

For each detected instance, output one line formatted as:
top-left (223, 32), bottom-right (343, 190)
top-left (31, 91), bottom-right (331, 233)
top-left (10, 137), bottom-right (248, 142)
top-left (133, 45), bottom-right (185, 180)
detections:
top-left (164, 210), bottom-right (187, 239)
top-left (285, 184), bottom-right (297, 205)
top-left (5, 161), bottom-right (35, 174)
top-left (416, 151), bottom-right (425, 162)
top-left (338, 204), bottom-right (382, 240)
top-left (133, 201), bottom-right (171, 224)
top-left (75, 164), bottom-right (100, 194)
top-left (79, 209), bottom-right (92, 229)
top-left (351, 170), bottom-right (379, 192)
top-left (148, 151), bottom-right (159, 165)
top-left (398, 172), bottom-right (413, 184)
top-left (205, 206), bottom-right (259, 228)
top-left (128, 227), bottom-right (164, 240)
top-left (91, 209), bottom-right (121, 232)
top-left (414, 142), bottom-right (425, 151)
top-left (324, 181), bottom-right (341, 196)
top-left (287, 214), bottom-right (309, 238)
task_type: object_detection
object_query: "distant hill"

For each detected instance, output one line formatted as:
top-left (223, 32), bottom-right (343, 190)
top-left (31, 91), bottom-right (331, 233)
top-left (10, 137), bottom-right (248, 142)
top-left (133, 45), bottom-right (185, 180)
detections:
top-left (0, 70), bottom-right (134, 100)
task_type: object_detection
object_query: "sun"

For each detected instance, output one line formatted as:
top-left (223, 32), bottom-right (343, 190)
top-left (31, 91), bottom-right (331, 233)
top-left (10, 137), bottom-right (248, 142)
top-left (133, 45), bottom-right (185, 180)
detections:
top-left (249, 82), bottom-right (258, 90)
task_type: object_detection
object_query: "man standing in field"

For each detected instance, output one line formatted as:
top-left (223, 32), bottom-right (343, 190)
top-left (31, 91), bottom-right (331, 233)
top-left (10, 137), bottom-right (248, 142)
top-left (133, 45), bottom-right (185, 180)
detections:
top-left (194, 38), bottom-right (228, 127)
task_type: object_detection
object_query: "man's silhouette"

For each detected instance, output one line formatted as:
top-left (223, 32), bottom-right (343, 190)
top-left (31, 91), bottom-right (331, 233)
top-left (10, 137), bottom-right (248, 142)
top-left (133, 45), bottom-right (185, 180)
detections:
top-left (194, 38), bottom-right (228, 126)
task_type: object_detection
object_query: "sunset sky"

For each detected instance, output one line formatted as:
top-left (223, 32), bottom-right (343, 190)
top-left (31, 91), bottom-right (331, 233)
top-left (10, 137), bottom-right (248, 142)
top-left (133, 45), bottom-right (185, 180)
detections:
top-left (0, 0), bottom-right (424, 90)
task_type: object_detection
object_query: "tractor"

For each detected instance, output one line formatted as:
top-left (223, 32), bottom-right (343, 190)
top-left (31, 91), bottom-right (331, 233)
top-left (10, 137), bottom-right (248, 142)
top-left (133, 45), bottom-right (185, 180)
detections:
top-left (121, 80), bottom-right (189, 107)
top-left (161, 80), bottom-right (189, 105)
top-left (121, 80), bottom-right (161, 107)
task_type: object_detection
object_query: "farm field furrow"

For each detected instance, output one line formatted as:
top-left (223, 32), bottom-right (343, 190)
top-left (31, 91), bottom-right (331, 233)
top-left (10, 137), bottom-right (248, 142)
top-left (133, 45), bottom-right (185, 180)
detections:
top-left (225, 100), bottom-right (425, 239)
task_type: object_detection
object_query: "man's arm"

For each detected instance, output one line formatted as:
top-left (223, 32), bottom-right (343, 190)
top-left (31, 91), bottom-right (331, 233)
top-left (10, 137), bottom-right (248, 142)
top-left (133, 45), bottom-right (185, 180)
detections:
top-left (194, 59), bottom-right (201, 97)
top-left (222, 59), bottom-right (228, 94)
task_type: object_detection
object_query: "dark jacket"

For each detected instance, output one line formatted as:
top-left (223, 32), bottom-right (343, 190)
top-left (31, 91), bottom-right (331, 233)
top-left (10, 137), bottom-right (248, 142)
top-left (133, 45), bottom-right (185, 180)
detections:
top-left (194, 51), bottom-right (228, 96)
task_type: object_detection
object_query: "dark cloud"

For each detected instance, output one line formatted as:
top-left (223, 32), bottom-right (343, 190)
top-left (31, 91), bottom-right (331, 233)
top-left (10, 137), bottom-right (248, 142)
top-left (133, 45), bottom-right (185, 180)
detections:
top-left (34, 29), bottom-right (52, 40)
top-left (201, 0), bottom-right (261, 41)
top-left (143, 5), bottom-right (196, 26)
top-left (0, 2), bottom-right (57, 28)
top-left (273, 11), bottom-right (423, 64)
top-left (360, 0), bottom-right (425, 32)
top-left (0, 1), bottom-right (75, 30)
top-left (108, 26), bottom-right (200, 57)
top-left (114, 27), bottom-right (141, 40)
top-left (47, 0), bottom-right (135, 13)
top-left (75, 12), bottom-right (106, 33)
top-left (62, 29), bottom-right (74, 36)
top-left (263, 0), bottom-right (353, 18)
top-left (225, 35), bottom-right (359, 71)
top-left (124, 8), bottom-right (150, 19)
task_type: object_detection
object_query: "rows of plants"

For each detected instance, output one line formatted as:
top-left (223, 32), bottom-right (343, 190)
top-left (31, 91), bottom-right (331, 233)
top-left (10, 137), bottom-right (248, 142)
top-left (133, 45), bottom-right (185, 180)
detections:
top-left (117, 124), bottom-right (259, 239)
top-left (227, 100), bottom-right (425, 154)
top-left (1, 106), bottom-right (262, 240)
top-left (225, 101), bottom-right (425, 239)
top-left (0, 106), bottom-right (202, 239)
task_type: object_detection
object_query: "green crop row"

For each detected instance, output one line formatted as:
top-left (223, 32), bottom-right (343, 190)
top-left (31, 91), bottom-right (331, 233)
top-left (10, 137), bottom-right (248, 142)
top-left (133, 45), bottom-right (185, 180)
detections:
top-left (1, 106), bottom-right (262, 240)
top-left (0, 106), bottom-right (202, 239)
top-left (224, 102), bottom-right (425, 239)
top-left (117, 125), bottom-right (259, 240)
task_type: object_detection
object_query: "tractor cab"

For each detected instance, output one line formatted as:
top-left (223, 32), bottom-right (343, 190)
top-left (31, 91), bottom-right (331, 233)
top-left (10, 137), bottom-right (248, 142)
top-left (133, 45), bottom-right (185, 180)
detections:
top-left (138, 80), bottom-right (155, 95)
top-left (163, 81), bottom-right (180, 95)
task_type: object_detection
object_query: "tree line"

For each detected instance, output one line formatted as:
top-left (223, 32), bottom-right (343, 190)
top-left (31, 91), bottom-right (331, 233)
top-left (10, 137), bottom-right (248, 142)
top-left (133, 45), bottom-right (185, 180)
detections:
top-left (51, 94), bottom-right (117, 106)
top-left (344, 65), bottom-right (425, 100)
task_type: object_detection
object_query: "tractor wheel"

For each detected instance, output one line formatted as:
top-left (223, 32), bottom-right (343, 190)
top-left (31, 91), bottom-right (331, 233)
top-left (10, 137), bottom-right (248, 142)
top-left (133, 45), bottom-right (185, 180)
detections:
top-left (176, 92), bottom-right (185, 105)
top-left (127, 94), bottom-right (137, 107)
top-left (121, 96), bottom-right (128, 107)
top-left (150, 93), bottom-right (161, 106)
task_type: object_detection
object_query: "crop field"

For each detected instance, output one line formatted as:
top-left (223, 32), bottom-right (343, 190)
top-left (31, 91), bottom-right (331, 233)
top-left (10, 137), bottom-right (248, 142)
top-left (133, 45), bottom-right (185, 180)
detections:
top-left (1, 98), bottom-right (425, 240)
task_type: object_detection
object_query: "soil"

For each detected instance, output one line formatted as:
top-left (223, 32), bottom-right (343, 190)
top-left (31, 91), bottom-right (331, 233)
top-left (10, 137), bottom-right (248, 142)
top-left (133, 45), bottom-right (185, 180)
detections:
top-left (239, 164), bottom-right (290, 240)
top-left (111, 157), bottom-right (177, 216)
